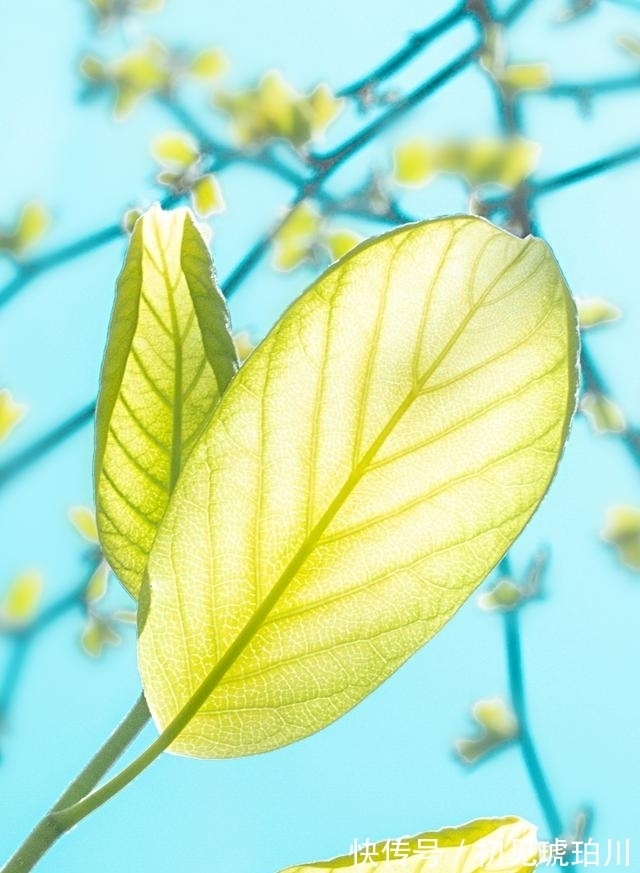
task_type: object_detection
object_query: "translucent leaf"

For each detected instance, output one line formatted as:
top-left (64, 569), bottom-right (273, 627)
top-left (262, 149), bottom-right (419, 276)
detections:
top-left (0, 389), bottom-right (27, 442)
top-left (156, 170), bottom-right (184, 191)
top-left (259, 71), bottom-right (311, 145)
top-left (602, 505), bottom-right (640, 571)
top-left (12, 202), bottom-right (50, 254)
top-left (95, 204), bottom-right (238, 598)
top-left (456, 697), bottom-right (518, 764)
top-left (123, 208), bottom-right (143, 234)
top-left (491, 138), bottom-right (541, 188)
top-left (151, 132), bottom-right (199, 169)
top-left (214, 73), bottom-right (337, 148)
top-left (85, 561), bottom-right (110, 603)
top-left (69, 505), bottom-right (99, 543)
top-left (619, 35), bottom-right (640, 62)
top-left (394, 139), bottom-right (539, 189)
top-left (2, 570), bottom-right (43, 625)
top-left (273, 203), bottom-right (321, 270)
top-left (113, 84), bottom-right (142, 119)
top-left (393, 140), bottom-right (434, 186)
top-left (80, 55), bottom-right (106, 82)
top-left (580, 391), bottom-right (626, 434)
top-left (324, 230), bottom-right (363, 261)
top-left (113, 40), bottom-right (168, 91)
top-left (499, 64), bottom-right (552, 91)
top-left (189, 48), bottom-right (227, 80)
top-left (307, 84), bottom-right (343, 136)
top-left (138, 216), bottom-right (578, 757)
top-left (575, 296), bottom-right (621, 329)
top-left (191, 174), bottom-right (225, 218)
top-left (233, 330), bottom-right (255, 363)
top-left (478, 578), bottom-right (523, 611)
top-left (281, 818), bottom-right (538, 872)
top-left (113, 609), bottom-right (137, 624)
top-left (81, 616), bottom-right (121, 658)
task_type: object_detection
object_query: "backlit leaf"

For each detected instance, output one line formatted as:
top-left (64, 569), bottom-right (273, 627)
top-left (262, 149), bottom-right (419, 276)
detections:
top-left (576, 296), bottom-right (620, 329)
top-left (499, 63), bottom-right (551, 91)
top-left (85, 561), bottom-right (110, 603)
top-left (2, 570), bottom-right (43, 625)
top-left (580, 391), bottom-right (626, 434)
top-left (189, 48), bottom-right (227, 80)
top-left (0, 389), bottom-right (27, 442)
top-left (273, 202), bottom-right (321, 270)
top-left (619, 35), bottom-right (640, 62)
top-left (281, 817), bottom-right (538, 872)
top-left (81, 616), bottom-right (121, 658)
top-left (15, 202), bottom-right (50, 252)
top-left (95, 204), bottom-right (238, 598)
top-left (191, 174), bottom-right (225, 218)
top-left (69, 505), bottom-right (99, 543)
top-left (602, 505), bottom-right (640, 571)
top-left (393, 140), bottom-right (434, 185)
top-left (152, 132), bottom-right (199, 169)
top-left (324, 229), bottom-right (363, 261)
top-left (455, 697), bottom-right (518, 764)
top-left (139, 216), bottom-right (577, 757)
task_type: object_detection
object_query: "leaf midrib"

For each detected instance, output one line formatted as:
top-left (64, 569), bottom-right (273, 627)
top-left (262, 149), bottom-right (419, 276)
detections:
top-left (150, 235), bottom-right (546, 740)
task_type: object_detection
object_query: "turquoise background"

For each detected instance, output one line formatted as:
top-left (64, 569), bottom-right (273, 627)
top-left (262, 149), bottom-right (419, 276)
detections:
top-left (1, 0), bottom-right (639, 870)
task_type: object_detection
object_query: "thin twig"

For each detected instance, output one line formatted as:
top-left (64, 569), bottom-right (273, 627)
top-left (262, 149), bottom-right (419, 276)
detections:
top-left (504, 610), bottom-right (565, 838)
top-left (337, 2), bottom-right (469, 99)
top-left (0, 402), bottom-right (95, 492)
top-left (531, 142), bottom-right (640, 195)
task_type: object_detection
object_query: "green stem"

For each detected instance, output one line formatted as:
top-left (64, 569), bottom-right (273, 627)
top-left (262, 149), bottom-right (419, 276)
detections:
top-left (504, 610), bottom-right (564, 838)
top-left (1, 693), bottom-right (150, 873)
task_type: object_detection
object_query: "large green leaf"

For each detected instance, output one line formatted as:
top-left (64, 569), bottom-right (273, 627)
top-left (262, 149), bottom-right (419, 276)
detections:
top-left (281, 817), bottom-right (538, 872)
top-left (139, 216), bottom-right (578, 757)
top-left (95, 204), bottom-right (238, 598)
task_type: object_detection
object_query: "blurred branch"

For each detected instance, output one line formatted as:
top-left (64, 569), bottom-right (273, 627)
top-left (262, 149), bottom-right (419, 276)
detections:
top-left (530, 141), bottom-right (640, 195)
top-left (0, 402), bottom-right (95, 492)
top-left (0, 192), bottom-right (181, 313)
top-left (504, 607), bottom-right (564, 838)
top-left (336, 2), bottom-right (469, 101)
top-left (533, 73), bottom-right (640, 102)
top-left (0, 566), bottom-right (93, 754)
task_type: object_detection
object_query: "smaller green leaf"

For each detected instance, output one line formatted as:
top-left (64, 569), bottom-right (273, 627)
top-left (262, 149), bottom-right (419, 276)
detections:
top-left (602, 505), bottom-right (640, 571)
top-left (81, 616), bottom-right (121, 658)
top-left (2, 570), bottom-right (43, 626)
top-left (152, 132), bottom-right (199, 169)
top-left (281, 818), bottom-right (537, 873)
top-left (191, 174), bottom-right (225, 217)
top-left (95, 204), bottom-right (238, 597)
top-left (580, 392), bottom-right (626, 434)
top-left (499, 63), bottom-right (552, 91)
top-left (189, 48), bottom-right (227, 80)
top-left (0, 389), bottom-right (27, 442)
top-left (69, 505), bottom-right (99, 544)
top-left (576, 296), bottom-right (621, 329)
top-left (455, 698), bottom-right (518, 764)
top-left (393, 140), bottom-right (434, 185)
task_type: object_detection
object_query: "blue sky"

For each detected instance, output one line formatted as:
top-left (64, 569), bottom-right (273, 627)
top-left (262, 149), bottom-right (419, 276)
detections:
top-left (1, 0), bottom-right (640, 870)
